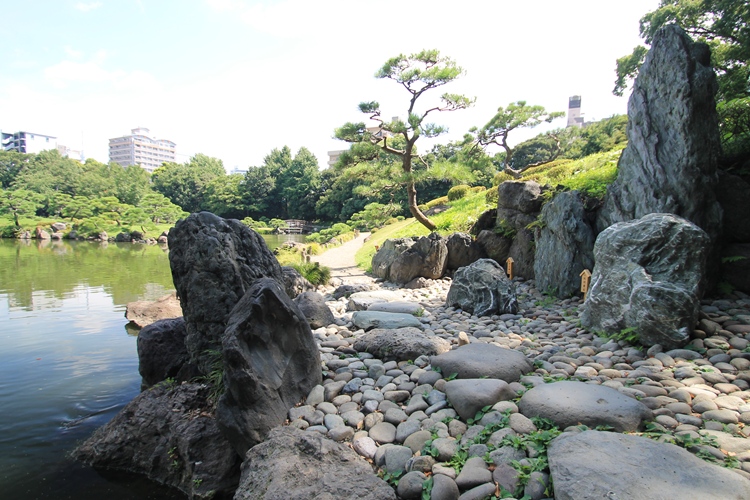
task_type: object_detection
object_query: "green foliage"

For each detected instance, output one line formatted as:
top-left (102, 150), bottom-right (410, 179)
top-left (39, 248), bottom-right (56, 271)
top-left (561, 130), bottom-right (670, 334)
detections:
top-left (291, 262), bottom-right (331, 286)
top-left (151, 154), bottom-right (225, 213)
top-left (718, 97), bottom-right (750, 158)
top-left (199, 349), bottom-right (225, 405)
top-left (494, 219), bottom-right (517, 239)
top-left (485, 185), bottom-right (499, 204)
top-left (348, 202), bottom-right (402, 230)
top-left (598, 326), bottom-right (640, 345)
top-left (305, 242), bottom-right (323, 255)
top-left (447, 184), bottom-right (471, 201)
top-left (306, 223), bottom-right (354, 244)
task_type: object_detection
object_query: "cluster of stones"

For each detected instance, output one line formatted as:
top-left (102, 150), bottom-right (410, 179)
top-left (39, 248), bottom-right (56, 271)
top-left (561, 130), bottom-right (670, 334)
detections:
top-left (287, 276), bottom-right (750, 499)
top-left (15, 222), bottom-right (169, 244)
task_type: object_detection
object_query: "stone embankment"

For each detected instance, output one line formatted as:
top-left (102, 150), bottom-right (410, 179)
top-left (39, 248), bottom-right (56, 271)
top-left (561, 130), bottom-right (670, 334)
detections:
top-left (281, 274), bottom-right (750, 499)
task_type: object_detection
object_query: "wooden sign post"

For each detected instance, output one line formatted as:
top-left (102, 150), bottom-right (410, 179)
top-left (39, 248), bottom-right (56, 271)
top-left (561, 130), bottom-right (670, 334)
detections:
top-left (506, 257), bottom-right (514, 280)
top-left (580, 269), bottom-right (592, 301)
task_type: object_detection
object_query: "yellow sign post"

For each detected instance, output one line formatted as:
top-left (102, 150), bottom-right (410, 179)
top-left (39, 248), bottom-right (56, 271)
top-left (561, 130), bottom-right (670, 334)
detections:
top-left (580, 269), bottom-right (592, 301)
top-left (506, 257), bottom-right (514, 280)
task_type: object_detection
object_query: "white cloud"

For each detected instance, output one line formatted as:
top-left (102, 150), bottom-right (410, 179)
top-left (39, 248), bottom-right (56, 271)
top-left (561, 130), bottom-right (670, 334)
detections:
top-left (74, 2), bottom-right (102, 12)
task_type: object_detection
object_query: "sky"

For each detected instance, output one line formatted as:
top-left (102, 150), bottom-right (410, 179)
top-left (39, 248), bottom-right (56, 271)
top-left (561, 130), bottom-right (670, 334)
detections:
top-left (0, 0), bottom-right (661, 172)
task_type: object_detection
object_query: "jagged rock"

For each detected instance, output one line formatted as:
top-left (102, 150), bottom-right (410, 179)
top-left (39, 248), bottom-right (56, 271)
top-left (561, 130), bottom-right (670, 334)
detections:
top-left (534, 191), bottom-right (595, 298)
top-left (125, 292), bottom-right (182, 328)
top-left (371, 238), bottom-right (415, 280)
top-left (445, 232), bottom-right (487, 270)
top-left (548, 431), bottom-right (750, 500)
top-left (507, 228), bottom-right (536, 279)
top-left (294, 291), bottom-right (335, 329)
top-left (234, 426), bottom-right (396, 500)
top-left (281, 266), bottom-right (315, 298)
top-left (332, 283), bottom-right (372, 299)
top-left (469, 208), bottom-right (496, 235)
top-left (581, 213), bottom-right (709, 349)
top-left (351, 311), bottom-right (424, 331)
top-left (352, 327), bottom-right (451, 361)
top-left (497, 180), bottom-right (544, 216)
top-left (72, 383), bottom-right (241, 500)
top-left (493, 181), bottom-right (545, 279)
top-left (518, 381), bottom-right (653, 432)
top-left (389, 233), bottom-right (448, 283)
top-left (430, 343), bottom-right (532, 383)
top-left (721, 243), bottom-right (750, 294)
top-left (597, 25), bottom-right (722, 249)
top-left (168, 212), bottom-right (283, 374)
top-left (216, 278), bottom-right (321, 457)
top-left (446, 259), bottom-right (518, 316)
top-left (137, 317), bottom-right (191, 388)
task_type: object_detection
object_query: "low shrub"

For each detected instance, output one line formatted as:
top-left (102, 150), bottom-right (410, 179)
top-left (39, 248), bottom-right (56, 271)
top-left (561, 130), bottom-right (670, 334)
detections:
top-left (424, 196), bottom-right (450, 209)
top-left (292, 262), bottom-right (331, 286)
top-left (447, 184), bottom-right (471, 201)
top-left (471, 186), bottom-right (487, 192)
top-left (485, 186), bottom-right (499, 204)
top-left (305, 242), bottom-right (323, 255)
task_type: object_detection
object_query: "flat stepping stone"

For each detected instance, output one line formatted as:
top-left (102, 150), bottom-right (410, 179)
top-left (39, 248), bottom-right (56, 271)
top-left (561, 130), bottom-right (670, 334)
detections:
top-left (351, 311), bottom-right (423, 331)
top-left (347, 290), bottom-right (402, 311)
top-left (430, 343), bottom-right (532, 382)
top-left (517, 381), bottom-right (652, 432)
top-left (367, 301), bottom-right (423, 315)
top-left (548, 430), bottom-right (750, 500)
top-left (352, 327), bottom-right (449, 361)
top-left (444, 379), bottom-right (516, 421)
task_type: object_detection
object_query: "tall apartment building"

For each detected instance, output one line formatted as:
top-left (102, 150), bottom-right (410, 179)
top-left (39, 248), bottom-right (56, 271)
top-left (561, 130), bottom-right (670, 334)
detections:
top-left (567, 95), bottom-right (584, 127)
top-left (1, 130), bottom-right (57, 154)
top-left (109, 127), bottom-right (176, 173)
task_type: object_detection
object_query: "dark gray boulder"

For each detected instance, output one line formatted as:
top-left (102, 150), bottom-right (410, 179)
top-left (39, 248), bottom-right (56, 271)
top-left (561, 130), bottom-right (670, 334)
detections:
top-left (517, 381), bottom-right (652, 432)
top-left (352, 327), bottom-right (451, 361)
top-left (72, 383), bottom-right (241, 500)
top-left (216, 278), bottom-right (322, 456)
top-left (137, 317), bottom-right (190, 388)
top-left (497, 180), bottom-right (544, 215)
top-left (444, 379), bottom-right (517, 421)
top-left (446, 259), bottom-right (518, 316)
top-left (475, 229), bottom-right (512, 264)
top-left (597, 25), bottom-right (722, 248)
top-left (294, 291), bottom-right (335, 329)
top-left (445, 232), bottom-right (487, 270)
top-left (281, 266), bottom-right (315, 298)
top-left (534, 191), bottom-right (595, 298)
top-left (389, 232), bottom-right (448, 283)
top-left (234, 426), bottom-right (397, 500)
top-left (168, 212), bottom-right (283, 374)
top-left (371, 237), bottom-right (415, 280)
top-left (493, 181), bottom-right (545, 278)
top-left (581, 213), bottom-right (710, 349)
top-left (716, 171), bottom-right (750, 244)
top-left (430, 343), bottom-right (532, 383)
top-left (548, 430), bottom-right (750, 500)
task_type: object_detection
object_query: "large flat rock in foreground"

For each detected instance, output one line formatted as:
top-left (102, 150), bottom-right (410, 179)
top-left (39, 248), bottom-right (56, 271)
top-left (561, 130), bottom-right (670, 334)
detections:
top-left (430, 343), bottom-right (532, 383)
top-left (352, 327), bottom-right (450, 362)
top-left (517, 381), bottom-right (652, 432)
top-left (351, 311), bottom-right (424, 331)
top-left (549, 430), bottom-right (750, 500)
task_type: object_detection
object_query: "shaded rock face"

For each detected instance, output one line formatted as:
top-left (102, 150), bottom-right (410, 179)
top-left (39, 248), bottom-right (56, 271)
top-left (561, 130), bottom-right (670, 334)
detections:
top-left (534, 191), bottom-right (595, 298)
top-left (389, 233), bottom-right (448, 283)
top-left (446, 259), bottom-right (518, 316)
top-left (371, 238), bottom-right (415, 280)
top-left (597, 25), bottom-right (722, 247)
top-left (445, 232), bottom-right (487, 270)
top-left (235, 426), bottom-right (396, 500)
top-left (581, 213), bottom-right (709, 349)
top-left (717, 171), bottom-right (750, 244)
top-left (216, 278), bottom-right (322, 457)
top-left (475, 230), bottom-right (512, 264)
top-left (125, 292), bottom-right (182, 328)
top-left (721, 243), bottom-right (750, 293)
top-left (137, 317), bottom-right (190, 388)
top-left (444, 379), bottom-right (517, 421)
top-left (281, 266), bottom-right (315, 298)
top-left (517, 381), bottom-right (652, 432)
top-left (548, 431), bottom-right (750, 500)
top-left (293, 291), bottom-right (335, 329)
top-left (168, 212), bottom-right (283, 374)
top-left (352, 327), bottom-right (451, 362)
top-left (73, 383), bottom-right (241, 500)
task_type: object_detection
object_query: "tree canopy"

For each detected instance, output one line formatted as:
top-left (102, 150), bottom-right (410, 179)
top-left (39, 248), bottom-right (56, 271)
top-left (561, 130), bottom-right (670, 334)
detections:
top-left (334, 49), bottom-right (475, 230)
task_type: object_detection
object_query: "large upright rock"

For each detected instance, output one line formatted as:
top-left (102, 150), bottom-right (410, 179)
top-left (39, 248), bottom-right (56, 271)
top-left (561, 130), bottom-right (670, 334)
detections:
top-left (371, 237), bottom-right (415, 280)
top-left (168, 212), bottom-right (283, 373)
top-left (445, 232), bottom-right (487, 270)
top-left (389, 233), bottom-right (448, 283)
top-left (581, 213), bottom-right (710, 349)
top-left (598, 25), bottom-right (722, 247)
top-left (446, 259), bottom-right (518, 316)
top-left (534, 191), bottom-right (595, 298)
top-left (493, 181), bottom-right (545, 278)
top-left (216, 278), bottom-right (322, 456)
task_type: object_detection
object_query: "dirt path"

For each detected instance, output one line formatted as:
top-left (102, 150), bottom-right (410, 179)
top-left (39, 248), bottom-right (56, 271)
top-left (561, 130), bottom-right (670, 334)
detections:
top-left (310, 232), bottom-right (375, 284)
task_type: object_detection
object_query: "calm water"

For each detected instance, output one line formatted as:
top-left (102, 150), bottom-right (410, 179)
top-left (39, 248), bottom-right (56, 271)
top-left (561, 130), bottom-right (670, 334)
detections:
top-left (0, 233), bottom-right (303, 499)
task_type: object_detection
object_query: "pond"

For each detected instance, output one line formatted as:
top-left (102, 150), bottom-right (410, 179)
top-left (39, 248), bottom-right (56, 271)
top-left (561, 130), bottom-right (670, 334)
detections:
top-left (0, 233), bottom-right (304, 499)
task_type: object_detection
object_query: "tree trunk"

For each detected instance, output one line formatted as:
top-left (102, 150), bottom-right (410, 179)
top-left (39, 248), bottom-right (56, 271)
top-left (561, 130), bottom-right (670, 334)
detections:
top-left (407, 181), bottom-right (436, 231)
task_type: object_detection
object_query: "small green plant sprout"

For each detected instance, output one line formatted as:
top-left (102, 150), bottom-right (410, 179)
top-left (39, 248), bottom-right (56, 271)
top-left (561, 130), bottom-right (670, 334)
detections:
top-left (466, 405), bottom-right (492, 426)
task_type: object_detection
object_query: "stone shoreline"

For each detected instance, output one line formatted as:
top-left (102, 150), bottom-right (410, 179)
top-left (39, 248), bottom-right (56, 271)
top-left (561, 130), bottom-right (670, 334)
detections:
top-left (284, 275), bottom-right (750, 499)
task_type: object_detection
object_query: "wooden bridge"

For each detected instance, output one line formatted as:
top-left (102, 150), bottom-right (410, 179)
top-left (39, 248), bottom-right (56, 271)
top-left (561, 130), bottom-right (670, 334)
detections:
top-left (284, 219), bottom-right (316, 234)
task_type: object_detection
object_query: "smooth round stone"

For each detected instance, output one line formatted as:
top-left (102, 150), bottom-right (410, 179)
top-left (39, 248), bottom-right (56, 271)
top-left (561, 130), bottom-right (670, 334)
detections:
top-left (396, 471), bottom-right (426, 500)
top-left (693, 400), bottom-right (718, 413)
top-left (403, 429), bottom-right (433, 454)
top-left (352, 435), bottom-right (377, 459)
top-left (327, 425), bottom-right (354, 441)
top-left (655, 415), bottom-right (679, 429)
top-left (341, 410), bottom-right (365, 428)
top-left (674, 413), bottom-right (703, 426)
top-left (384, 445), bottom-right (414, 474)
top-left (324, 413), bottom-right (345, 430)
top-left (395, 419), bottom-right (422, 442)
top-left (431, 437), bottom-right (459, 461)
top-left (305, 425), bottom-right (328, 435)
top-left (384, 390), bottom-right (411, 403)
top-left (702, 409), bottom-right (739, 424)
top-left (364, 412), bottom-right (384, 430)
top-left (454, 457), bottom-right (491, 490)
top-left (362, 389), bottom-right (384, 403)
top-left (430, 473), bottom-right (460, 500)
top-left (362, 399), bottom-right (379, 414)
top-left (509, 413), bottom-right (537, 434)
top-left (369, 421), bottom-right (397, 444)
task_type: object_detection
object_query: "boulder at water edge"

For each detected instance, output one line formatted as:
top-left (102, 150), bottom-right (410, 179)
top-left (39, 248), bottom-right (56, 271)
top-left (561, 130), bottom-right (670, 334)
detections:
top-left (137, 317), bottom-right (190, 388)
top-left (216, 278), bottom-right (321, 456)
top-left (581, 213), bottom-right (709, 349)
top-left (548, 430), bottom-right (750, 500)
top-left (234, 426), bottom-right (396, 500)
top-left (168, 211), bottom-right (283, 374)
top-left (125, 292), bottom-right (182, 328)
top-left (446, 259), bottom-right (518, 316)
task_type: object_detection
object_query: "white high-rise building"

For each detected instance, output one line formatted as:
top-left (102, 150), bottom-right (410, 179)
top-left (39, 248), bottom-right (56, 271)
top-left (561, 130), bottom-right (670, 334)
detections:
top-left (109, 127), bottom-right (176, 173)
top-left (567, 96), bottom-right (584, 128)
top-left (1, 130), bottom-right (57, 154)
